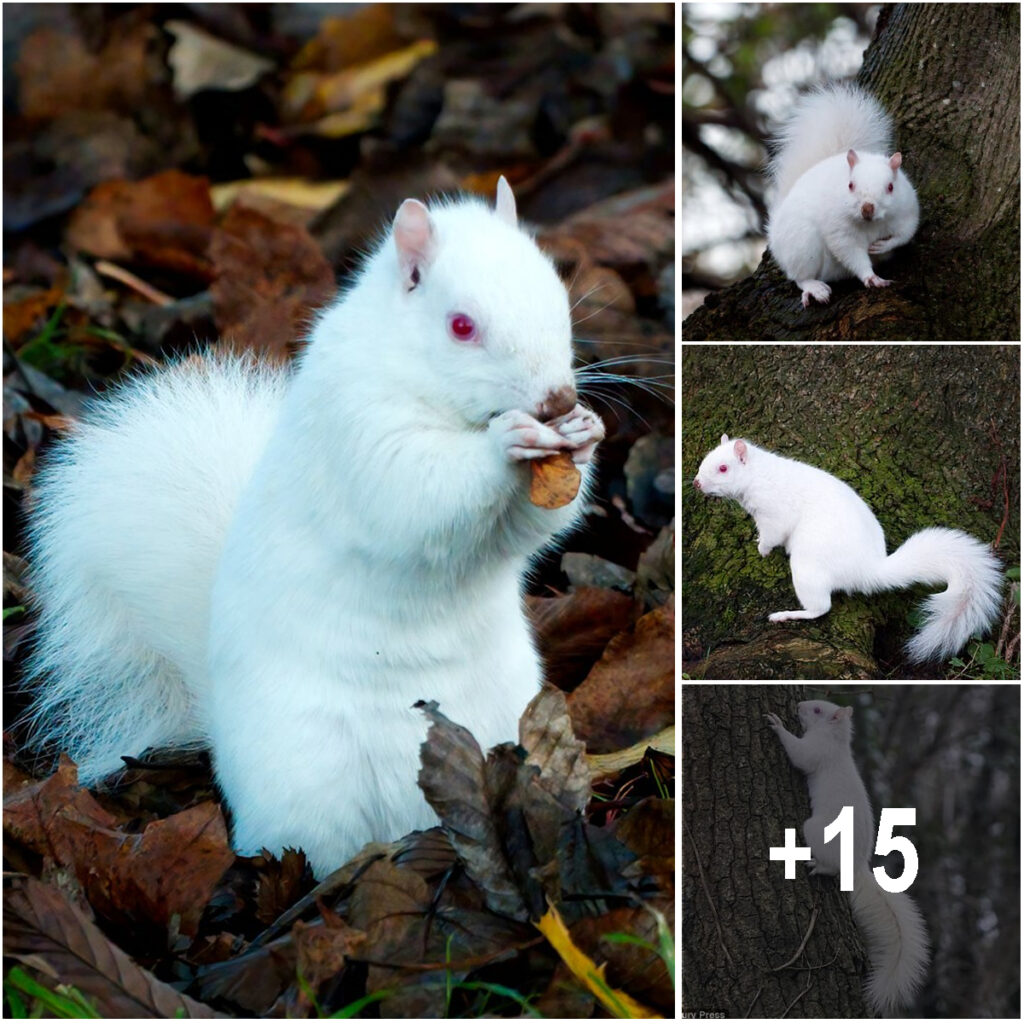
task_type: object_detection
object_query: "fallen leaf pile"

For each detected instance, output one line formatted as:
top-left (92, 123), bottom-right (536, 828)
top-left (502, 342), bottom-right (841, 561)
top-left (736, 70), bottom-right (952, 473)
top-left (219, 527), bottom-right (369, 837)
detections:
top-left (4, 4), bottom-right (674, 1017)
top-left (4, 690), bottom-right (673, 1017)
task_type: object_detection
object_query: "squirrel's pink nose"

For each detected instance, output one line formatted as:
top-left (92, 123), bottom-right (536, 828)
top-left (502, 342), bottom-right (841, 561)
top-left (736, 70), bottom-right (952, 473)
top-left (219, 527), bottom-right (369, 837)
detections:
top-left (694, 477), bottom-right (702, 490)
top-left (861, 202), bottom-right (875, 220)
top-left (536, 385), bottom-right (577, 421)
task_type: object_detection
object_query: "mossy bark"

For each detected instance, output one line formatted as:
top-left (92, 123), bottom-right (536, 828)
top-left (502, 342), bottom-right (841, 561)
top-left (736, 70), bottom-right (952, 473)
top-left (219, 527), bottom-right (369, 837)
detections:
top-left (681, 2), bottom-right (1021, 341)
top-left (681, 345), bottom-right (1020, 680)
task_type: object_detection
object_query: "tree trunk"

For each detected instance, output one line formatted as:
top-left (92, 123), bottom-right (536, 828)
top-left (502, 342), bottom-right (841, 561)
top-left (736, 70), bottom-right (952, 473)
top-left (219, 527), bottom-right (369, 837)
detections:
top-left (682, 685), bottom-right (868, 1017)
top-left (684, 683), bottom-right (1019, 1017)
top-left (681, 2), bottom-right (1021, 341)
top-left (681, 345), bottom-right (1019, 680)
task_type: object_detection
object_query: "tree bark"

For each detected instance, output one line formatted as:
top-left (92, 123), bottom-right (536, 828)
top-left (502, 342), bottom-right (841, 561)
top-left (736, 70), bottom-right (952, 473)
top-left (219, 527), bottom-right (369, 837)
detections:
top-left (682, 685), bottom-right (868, 1017)
top-left (681, 345), bottom-right (1019, 680)
top-left (681, 2), bottom-right (1021, 341)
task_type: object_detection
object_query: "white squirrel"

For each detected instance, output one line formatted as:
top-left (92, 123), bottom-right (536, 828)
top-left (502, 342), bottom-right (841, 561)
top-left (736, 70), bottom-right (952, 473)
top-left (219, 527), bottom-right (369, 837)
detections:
top-left (20, 178), bottom-right (605, 878)
top-left (765, 700), bottom-right (930, 1015)
top-left (693, 434), bottom-right (1003, 662)
top-left (766, 83), bottom-right (920, 308)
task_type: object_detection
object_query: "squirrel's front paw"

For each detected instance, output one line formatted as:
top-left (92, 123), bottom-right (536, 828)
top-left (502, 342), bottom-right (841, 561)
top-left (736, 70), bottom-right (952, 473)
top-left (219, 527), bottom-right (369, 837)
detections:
top-left (548, 404), bottom-right (604, 465)
top-left (868, 236), bottom-right (894, 255)
top-left (862, 273), bottom-right (892, 289)
top-left (765, 712), bottom-right (783, 730)
top-left (489, 410), bottom-right (570, 462)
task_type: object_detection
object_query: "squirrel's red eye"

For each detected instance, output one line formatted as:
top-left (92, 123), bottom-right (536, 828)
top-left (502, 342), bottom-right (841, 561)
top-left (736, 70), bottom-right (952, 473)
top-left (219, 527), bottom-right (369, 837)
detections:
top-left (448, 313), bottom-right (478, 343)
top-left (887, 182), bottom-right (894, 193)
top-left (848, 181), bottom-right (855, 192)
top-left (718, 464), bottom-right (728, 473)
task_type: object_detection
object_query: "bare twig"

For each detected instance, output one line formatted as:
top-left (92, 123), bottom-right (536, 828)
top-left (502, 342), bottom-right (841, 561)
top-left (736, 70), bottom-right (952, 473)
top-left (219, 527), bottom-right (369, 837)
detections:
top-left (94, 260), bottom-right (174, 306)
top-left (771, 906), bottom-right (819, 971)
top-left (685, 820), bottom-right (734, 967)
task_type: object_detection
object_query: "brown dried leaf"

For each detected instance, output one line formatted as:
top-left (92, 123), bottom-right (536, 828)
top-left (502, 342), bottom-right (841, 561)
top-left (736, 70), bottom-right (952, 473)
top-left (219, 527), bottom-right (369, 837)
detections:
top-left (15, 25), bottom-right (152, 120)
top-left (292, 917), bottom-right (365, 991)
top-left (346, 857), bottom-right (447, 1018)
top-left (2, 752), bottom-right (37, 802)
top-left (194, 935), bottom-right (297, 1014)
top-left (66, 170), bottom-right (215, 278)
top-left (636, 523), bottom-right (675, 609)
top-left (519, 686), bottom-right (590, 816)
top-left (503, 693), bottom-right (635, 916)
top-left (105, 802), bottom-right (235, 938)
top-left (3, 875), bottom-right (222, 1018)
top-left (390, 825), bottom-right (458, 876)
top-left (209, 204), bottom-right (335, 360)
top-left (415, 701), bottom-right (527, 920)
top-left (561, 259), bottom-right (635, 339)
top-left (541, 181), bottom-right (674, 271)
top-left (20, 411), bottom-right (75, 433)
top-left (527, 587), bottom-right (637, 691)
top-left (535, 960), bottom-right (597, 1018)
top-left (529, 451), bottom-right (581, 509)
top-left (346, 857), bottom-right (432, 950)
top-left (4, 764), bottom-right (233, 940)
top-left (187, 931), bottom-right (238, 966)
top-left (549, 815), bottom-right (639, 915)
top-left (613, 796), bottom-right (674, 896)
top-left (3, 757), bottom-right (121, 862)
top-left (568, 901), bottom-right (674, 1014)
top-left (12, 448), bottom-right (36, 487)
top-left (346, 855), bottom-right (532, 1019)
top-left (567, 600), bottom-right (674, 753)
top-left (255, 847), bottom-right (313, 925)
top-left (2, 284), bottom-right (64, 345)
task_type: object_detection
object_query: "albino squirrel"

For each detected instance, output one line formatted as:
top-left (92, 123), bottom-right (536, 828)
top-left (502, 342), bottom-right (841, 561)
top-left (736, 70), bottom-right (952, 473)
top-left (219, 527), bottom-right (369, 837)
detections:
top-left (766, 83), bottom-right (920, 308)
top-left (765, 700), bottom-right (929, 1015)
top-left (21, 179), bottom-right (604, 878)
top-left (693, 434), bottom-right (1003, 662)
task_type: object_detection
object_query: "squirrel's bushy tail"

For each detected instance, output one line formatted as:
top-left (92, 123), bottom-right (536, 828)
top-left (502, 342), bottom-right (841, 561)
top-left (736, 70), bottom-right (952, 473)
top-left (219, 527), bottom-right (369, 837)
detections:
top-left (21, 621), bottom-right (200, 784)
top-left (19, 355), bottom-right (287, 784)
top-left (850, 865), bottom-right (929, 1015)
top-left (874, 526), bottom-right (1004, 663)
top-left (767, 83), bottom-right (893, 206)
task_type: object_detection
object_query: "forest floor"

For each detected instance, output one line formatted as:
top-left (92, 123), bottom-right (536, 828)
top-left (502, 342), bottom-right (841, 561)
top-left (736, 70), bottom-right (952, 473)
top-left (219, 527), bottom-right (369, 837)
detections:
top-left (3, 4), bottom-right (676, 1017)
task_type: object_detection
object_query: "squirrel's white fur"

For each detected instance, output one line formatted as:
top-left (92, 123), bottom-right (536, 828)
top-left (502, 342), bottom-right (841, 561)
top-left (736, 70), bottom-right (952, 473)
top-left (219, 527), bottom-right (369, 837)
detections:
top-left (694, 434), bottom-right (1003, 662)
top-left (21, 179), bottom-right (604, 878)
top-left (766, 700), bottom-right (930, 1015)
top-left (766, 83), bottom-right (920, 307)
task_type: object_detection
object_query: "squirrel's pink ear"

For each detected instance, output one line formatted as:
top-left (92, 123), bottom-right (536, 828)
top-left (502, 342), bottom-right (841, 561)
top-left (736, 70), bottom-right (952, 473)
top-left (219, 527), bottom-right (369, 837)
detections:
top-left (393, 199), bottom-right (437, 291)
top-left (889, 152), bottom-right (903, 172)
top-left (847, 148), bottom-right (859, 169)
top-left (735, 439), bottom-right (748, 462)
top-left (495, 175), bottom-right (518, 227)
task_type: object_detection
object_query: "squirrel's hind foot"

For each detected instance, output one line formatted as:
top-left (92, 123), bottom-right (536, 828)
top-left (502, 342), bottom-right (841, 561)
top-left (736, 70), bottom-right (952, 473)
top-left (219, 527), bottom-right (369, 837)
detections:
top-left (768, 607), bottom-right (829, 622)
